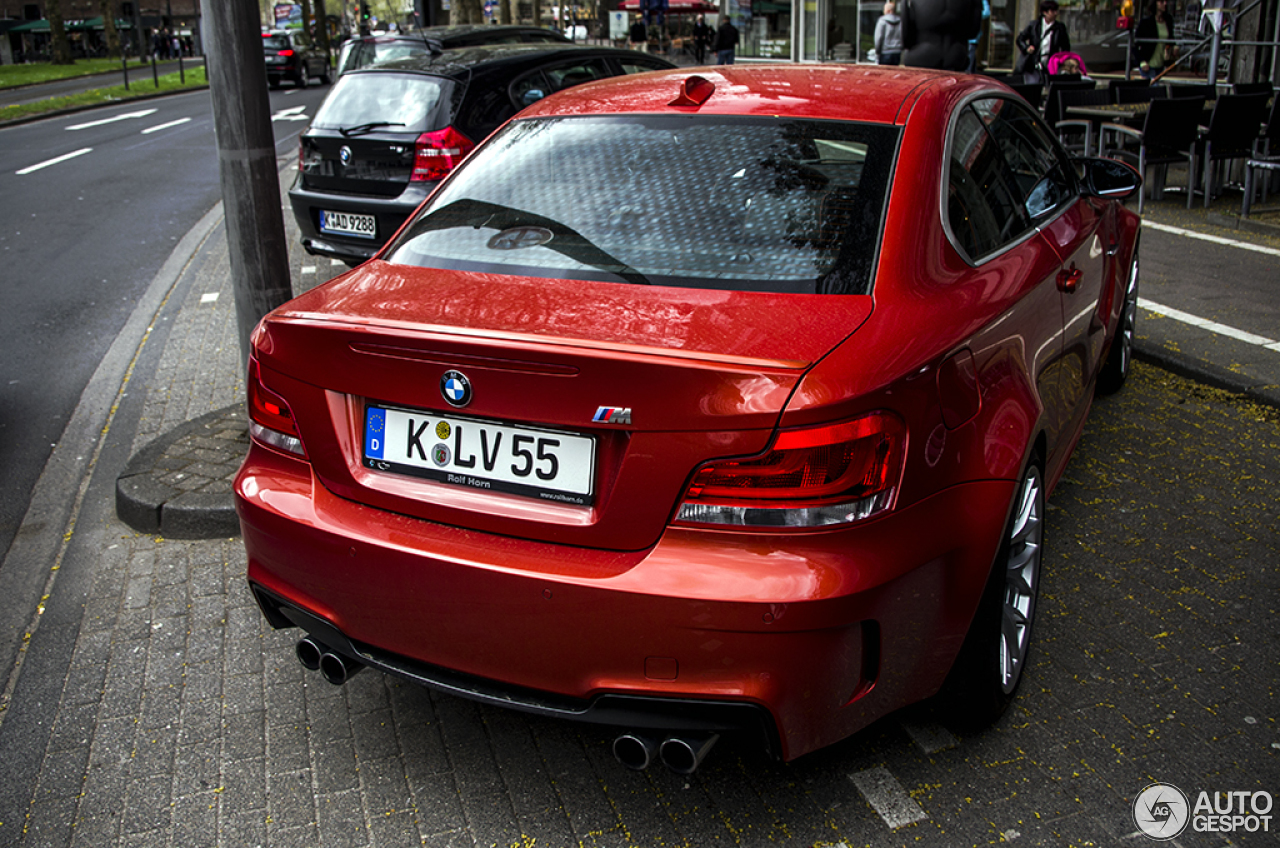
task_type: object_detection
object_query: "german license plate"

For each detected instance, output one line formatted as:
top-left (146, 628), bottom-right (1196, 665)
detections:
top-left (363, 405), bottom-right (595, 505)
top-left (320, 209), bottom-right (376, 239)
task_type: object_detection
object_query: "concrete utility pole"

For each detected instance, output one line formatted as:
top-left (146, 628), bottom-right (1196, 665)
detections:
top-left (204, 0), bottom-right (294, 367)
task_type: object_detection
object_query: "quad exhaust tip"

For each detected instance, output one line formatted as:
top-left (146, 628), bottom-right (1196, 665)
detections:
top-left (613, 732), bottom-right (719, 773)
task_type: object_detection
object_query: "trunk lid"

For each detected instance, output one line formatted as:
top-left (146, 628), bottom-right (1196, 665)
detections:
top-left (255, 264), bottom-right (874, 550)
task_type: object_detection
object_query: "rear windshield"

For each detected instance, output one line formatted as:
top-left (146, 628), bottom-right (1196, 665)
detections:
top-left (262, 35), bottom-right (290, 50)
top-left (385, 114), bottom-right (899, 294)
top-left (312, 72), bottom-right (449, 133)
top-left (350, 40), bottom-right (431, 71)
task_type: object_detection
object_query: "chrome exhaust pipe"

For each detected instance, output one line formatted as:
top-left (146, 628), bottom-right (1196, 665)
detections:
top-left (318, 650), bottom-right (364, 685)
top-left (659, 733), bottom-right (719, 774)
top-left (612, 733), bottom-right (658, 771)
top-left (295, 637), bottom-right (328, 671)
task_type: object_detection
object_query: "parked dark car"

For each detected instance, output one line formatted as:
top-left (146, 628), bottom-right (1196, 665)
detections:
top-left (289, 44), bottom-right (674, 265)
top-left (335, 25), bottom-right (572, 77)
top-left (263, 30), bottom-right (332, 88)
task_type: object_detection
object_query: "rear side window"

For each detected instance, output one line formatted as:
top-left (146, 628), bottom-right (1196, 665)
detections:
top-left (618, 58), bottom-right (671, 74)
top-left (386, 114), bottom-right (898, 295)
top-left (971, 97), bottom-right (1075, 219)
top-left (312, 72), bottom-right (449, 133)
top-left (948, 106), bottom-right (1030, 260)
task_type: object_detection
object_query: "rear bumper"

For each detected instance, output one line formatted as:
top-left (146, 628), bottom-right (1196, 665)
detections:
top-left (236, 443), bottom-right (1014, 761)
top-left (287, 181), bottom-right (430, 264)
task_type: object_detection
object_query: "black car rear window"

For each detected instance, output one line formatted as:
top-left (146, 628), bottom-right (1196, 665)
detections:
top-left (385, 115), bottom-right (898, 295)
top-left (262, 35), bottom-right (290, 50)
top-left (311, 72), bottom-right (451, 134)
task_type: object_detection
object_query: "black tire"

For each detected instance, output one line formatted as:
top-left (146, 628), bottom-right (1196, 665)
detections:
top-left (1097, 239), bottom-right (1139, 395)
top-left (937, 457), bottom-right (1045, 729)
top-left (318, 61), bottom-right (332, 85)
top-left (296, 63), bottom-right (310, 88)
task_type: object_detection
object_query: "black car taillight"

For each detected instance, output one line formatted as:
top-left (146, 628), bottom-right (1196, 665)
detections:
top-left (411, 126), bottom-right (475, 183)
top-left (247, 355), bottom-right (306, 458)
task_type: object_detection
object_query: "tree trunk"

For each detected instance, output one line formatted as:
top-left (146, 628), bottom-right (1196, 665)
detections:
top-left (99, 0), bottom-right (122, 58)
top-left (455, 0), bottom-right (484, 25)
top-left (314, 0), bottom-right (331, 56)
top-left (47, 0), bottom-right (75, 65)
top-left (299, 0), bottom-right (314, 45)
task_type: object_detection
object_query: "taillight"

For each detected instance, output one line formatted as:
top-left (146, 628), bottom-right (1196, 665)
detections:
top-left (278, 49), bottom-right (295, 57)
top-left (411, 126), bottom-right (475, 182)
top-left (674, 412), bottom-right (905, 529)
top-left (247, 355), bottom-right (306, 457)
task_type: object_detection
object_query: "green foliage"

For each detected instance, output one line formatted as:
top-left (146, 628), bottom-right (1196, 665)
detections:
top-left (0, 67), bottom-right (208, 124)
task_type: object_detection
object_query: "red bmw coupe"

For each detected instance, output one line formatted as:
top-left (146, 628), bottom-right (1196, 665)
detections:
top-left (236, 65), bottom-right (1141, 771)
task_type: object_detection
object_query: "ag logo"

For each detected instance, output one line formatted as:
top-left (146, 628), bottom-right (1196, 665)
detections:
top-left (1133, 783), bottom-right (1190, 840)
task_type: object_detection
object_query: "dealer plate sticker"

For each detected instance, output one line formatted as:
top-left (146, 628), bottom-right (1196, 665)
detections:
top-left (364, 405), bottom-right (595, 505)
top-left (320, 209), bottom-right (376, 239)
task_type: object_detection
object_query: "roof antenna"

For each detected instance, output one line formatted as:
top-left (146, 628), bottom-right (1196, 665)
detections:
top-left (669, 75), bottom-right (715, 107)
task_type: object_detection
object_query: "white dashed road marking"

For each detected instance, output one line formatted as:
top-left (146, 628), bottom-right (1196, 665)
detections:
top-left (1140, 299), bottom-right (1280, 352)
top-left (850, 766), bottom-right (928, 829)
top-left (142, 117), bottom-right (193, 134)
top-left (16, 148), bottom-right (93, 174)
top-left (65, 108), bottom-right (157, 130)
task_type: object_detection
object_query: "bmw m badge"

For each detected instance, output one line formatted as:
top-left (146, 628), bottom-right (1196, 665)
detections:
top-left (593, 406), bottom-right (632, 425)
top-left (441, 370), bottom-right (472, 408)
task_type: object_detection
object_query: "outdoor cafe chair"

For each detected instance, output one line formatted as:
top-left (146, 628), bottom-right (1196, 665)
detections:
top-left (1167, 83), bottom-right (1217, 100)
top-left (1098, 96), bottom-right (1205, 213)
top-left (1055, 88), bottom-right (1112, 157)
top-left (1232, 81), bottom-right (1273, 97)
top-left (1193, 92), bottom-right (1271, 208)
top-left (1043, 78), bottom-right (1097, 130)
top-left (1108, 79), bottom-right (1152, 104)
top-left (1008, 82), bottom-right (1043, 111)
top-left (1242, 98), bottom-right (1280, 218)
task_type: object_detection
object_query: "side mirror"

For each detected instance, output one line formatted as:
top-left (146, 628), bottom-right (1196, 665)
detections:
top-left (1077, 157), bottom-right (1142, 199)
top-left (521, 89), bottom-right (546, 107)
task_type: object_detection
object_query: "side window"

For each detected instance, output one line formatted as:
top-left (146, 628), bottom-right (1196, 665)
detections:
top-left (543, 59), bottom-right (611, 91)
top-left (972, 97), bottom-right (1076, 220)
top-left (509, 69), bottom-right (553, 107)
top-left (947, 106), bottom-right (1031, 260)
top-left (618, 58), bottom-right (670, 74)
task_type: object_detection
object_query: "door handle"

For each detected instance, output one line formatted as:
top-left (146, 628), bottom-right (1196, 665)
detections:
top-left (1057, 266), bottom-right (1083, 293)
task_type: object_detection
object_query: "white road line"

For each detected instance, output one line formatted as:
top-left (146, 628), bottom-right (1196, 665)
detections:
top-left (142, 117), bottom-right (192, 134)
top-left (1144, 220), bottom-right (1280, 257)
top-left (16, 148), bottom-right (93, 174)
top-left (65, 108), bottom-right (157, 131)
top-left (850, 766), bottom-right (928, 830)
top-left (200, 292), bottom-right (219, 304)
top-left (1139, 299), bottom-right (1280, 351)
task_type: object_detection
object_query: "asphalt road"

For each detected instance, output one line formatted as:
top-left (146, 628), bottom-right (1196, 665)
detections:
top-left (0, 82), bottom-right (328, 564)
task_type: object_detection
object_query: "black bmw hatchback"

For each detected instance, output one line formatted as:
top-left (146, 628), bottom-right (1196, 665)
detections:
top-left (289, 44), bottom-right (674, 266)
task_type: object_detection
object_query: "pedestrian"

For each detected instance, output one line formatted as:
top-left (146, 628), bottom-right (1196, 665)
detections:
top-left (967, 0), bottom-right (990, 73)
top-left (874, 1), bottom-right (903, 66)
top-left (692, 14), bottom-right (711, 65)
top-left (900, 0), bottom-right (984, 71)
top-left (629, 15), bottom-right (648, 52)
top-left (1015, 0), bottom-right (1071, 84)
top-left (713, 15), bottom-right (739, 65)
top-left (1132, 0), bottom-right (1176, 80)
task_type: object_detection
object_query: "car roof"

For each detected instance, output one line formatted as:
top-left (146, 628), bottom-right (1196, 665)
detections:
top-left (515, 64), bottom-right (984, 125)
top-left (345, 25), bottom-right (569, 48)
top-left (350, 43), bottom-right (673, 79)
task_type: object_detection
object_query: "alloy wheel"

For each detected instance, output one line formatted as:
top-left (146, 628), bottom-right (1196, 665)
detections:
top-left (999, 463), bottom-right (1043, 694)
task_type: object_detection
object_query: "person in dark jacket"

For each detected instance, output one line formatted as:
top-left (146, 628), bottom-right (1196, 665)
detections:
top-left (1132, 0), bottom-right (1175, 79)
top-left (692, 14), bottom-right (712, 65)
top-left (1015, 0), bottom-right (1071, 83)
top-left (713, 16), bottom-right (739, 65)
top-left (901, 0), bottom-right (984, 71)
top-left (629, 15), bottom-right (648, 52)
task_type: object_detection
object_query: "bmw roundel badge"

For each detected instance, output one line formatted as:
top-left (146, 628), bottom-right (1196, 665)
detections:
top-left (440, 370), bottom-right (472, 408)
top-left (339, 145), bottom-right (353, 166)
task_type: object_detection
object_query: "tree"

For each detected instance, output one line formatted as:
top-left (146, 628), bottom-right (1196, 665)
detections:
top-left (99, 0), bottom-right (122, 58)
top-left (298, 0), bottom-right (313, 45)
top-left (47, 0), bottom-right (75, 65)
